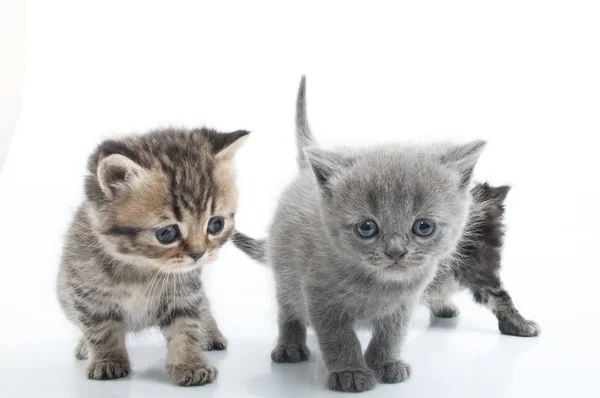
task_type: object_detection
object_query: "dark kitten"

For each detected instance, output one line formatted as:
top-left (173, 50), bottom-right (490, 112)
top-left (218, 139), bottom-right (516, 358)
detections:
top-left (57, 127), bottom-right (248, 385)
top-left (423, 183), bottom-right (540, 337)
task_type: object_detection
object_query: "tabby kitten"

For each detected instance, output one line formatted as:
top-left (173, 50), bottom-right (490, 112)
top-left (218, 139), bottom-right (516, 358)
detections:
top-left (424, 183), bottom-right (540, 336)
top-left (233, 77), bottom-right (485, 392)
top-left (56, 127), bottom-right (248, 386)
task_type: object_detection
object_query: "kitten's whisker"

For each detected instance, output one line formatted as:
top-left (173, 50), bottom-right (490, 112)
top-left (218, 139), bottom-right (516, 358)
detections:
top-left (142, 265), bottom-right (168, 317)
top-left (141, 268), bottom-right (163, 302)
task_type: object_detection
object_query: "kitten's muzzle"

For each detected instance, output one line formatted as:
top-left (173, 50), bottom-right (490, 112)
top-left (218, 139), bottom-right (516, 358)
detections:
top-left (189, 251), bottom-right (205, 262)
top-left (384, 249), bottom-right (407, 263)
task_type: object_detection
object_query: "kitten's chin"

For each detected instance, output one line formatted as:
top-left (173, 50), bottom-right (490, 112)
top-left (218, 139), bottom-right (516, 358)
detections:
top-left (167, 263), bottom-right (202, 274)
top-left (375, 260), bottom-right (437, 283)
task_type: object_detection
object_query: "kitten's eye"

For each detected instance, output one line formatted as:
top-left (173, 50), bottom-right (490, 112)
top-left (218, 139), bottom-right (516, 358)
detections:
top-left (155, 225), bottom-right (180, 244)
top-left (207, 217), bottom-right (225, 235)
top-left (412, 219), bottom-right (436, 237)
top-left (355, 220), bottom-right (379, 238)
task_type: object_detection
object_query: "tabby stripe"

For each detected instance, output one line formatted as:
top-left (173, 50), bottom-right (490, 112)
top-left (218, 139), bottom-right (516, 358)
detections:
top-left (104, 226), bottom-right (142, 237)
top-left (158, 306), bottom-right (201, 328)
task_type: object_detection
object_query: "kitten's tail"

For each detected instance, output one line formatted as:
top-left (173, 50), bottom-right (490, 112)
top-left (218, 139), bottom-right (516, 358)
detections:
top-left (232, 232), bottom-right (267, 264)
top-left (296, 75), bottom-right (317, 169)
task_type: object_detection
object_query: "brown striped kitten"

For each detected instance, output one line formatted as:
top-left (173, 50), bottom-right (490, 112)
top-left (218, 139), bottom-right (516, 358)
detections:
top-left (56, 127), bottom-right (249, 386)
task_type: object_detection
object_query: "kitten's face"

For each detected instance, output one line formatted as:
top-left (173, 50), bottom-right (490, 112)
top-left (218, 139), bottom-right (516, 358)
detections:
top-left (85, 129), bottom-right (248, 273)
top-left (306, 142), bottom-right (485, 281)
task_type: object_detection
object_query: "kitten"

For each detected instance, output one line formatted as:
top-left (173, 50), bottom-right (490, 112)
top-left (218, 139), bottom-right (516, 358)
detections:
top-left (56, 127), bottom-right (248, 386)
top-left (233, 77), bottom-right (485, 392)
top-left (424, 183), bottom-right (540, 336)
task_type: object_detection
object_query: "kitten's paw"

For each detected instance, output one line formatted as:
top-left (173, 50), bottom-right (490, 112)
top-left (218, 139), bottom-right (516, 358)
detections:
top-left (75, 339), bottom-right (88, 360)
top-left (204, 335), bottom-right (228, 351)
top-left (431, 303), bottom-right (460, 318)
top-left (166, 363), bottom-right (218, 386)
top-left (371, 360), bottom-right (412, 383)
top-left (87, 359), bottom-right (130, 380)
top-left (271, 344), bottom-right (310, 363)
top-left (499, 317), bottom-right (541, 337)
top-left (327, 368), bottom-right (377, 392)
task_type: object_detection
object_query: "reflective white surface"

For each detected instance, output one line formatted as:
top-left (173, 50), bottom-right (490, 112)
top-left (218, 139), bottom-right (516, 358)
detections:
top-left (2, 1), bottom-right (599, 396)
top-left (0, 279), bottom-right (596, 398)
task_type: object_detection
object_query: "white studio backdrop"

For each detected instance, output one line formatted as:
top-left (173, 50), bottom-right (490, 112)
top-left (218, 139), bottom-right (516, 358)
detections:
top-left (0, 1), bottom-right (599, 397)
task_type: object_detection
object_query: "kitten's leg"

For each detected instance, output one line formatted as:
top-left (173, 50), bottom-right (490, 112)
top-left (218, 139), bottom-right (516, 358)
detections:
top-left (459, 235), bottom-right (540, 336)
top-left (310, 307), bottom-right (376, 392)
top-left (271, 275), bottom-right (309, 363)
top-left (161, 313), bottom-right (217, 386)
top-left (75, 338), bottom-right (88, 360)
top-left (200, 311), bottom-right (228, 351)
top-left (198, 298), bottom-right (227, 351)
top-left (83, 320), bottom-right (130, 380)
top-left (427, 299), bottom-right (460, 318)
top-left (364, 307), bottom-right (412, 384)
top-left (471, 285), bottom-right (541, 337)
top-left (423, 273), bottom-right (460, 318)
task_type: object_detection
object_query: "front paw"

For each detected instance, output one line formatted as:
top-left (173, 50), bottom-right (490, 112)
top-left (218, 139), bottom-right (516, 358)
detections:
top-left (204, 335), bottom-right (228, 351)
top-left (87, 359), bottom-right (130, 380)
top-left (166, 363), bottom-right (218, 386)
top-left (499, 317), bottom-right (541, 337)
top-left (271, 344), bottom-right (310, 363)
top-left (370, 360), bottom-right (412, 383)
top-left (327, 368), bottom-right (377, 393)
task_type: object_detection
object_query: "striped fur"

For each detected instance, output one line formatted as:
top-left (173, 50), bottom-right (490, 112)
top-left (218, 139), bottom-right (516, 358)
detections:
top-left (57, 127), bottom-right (248, 385)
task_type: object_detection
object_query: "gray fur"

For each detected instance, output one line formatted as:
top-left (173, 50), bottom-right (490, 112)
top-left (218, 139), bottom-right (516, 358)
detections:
top-left (233, 77), bottom-right (485, 392)
top-left (234, 184), bottom-right (540, 337)
top-left (295, 75), bottom-right (316, 169)
top-left (232, 232), bottom-right (266, 263)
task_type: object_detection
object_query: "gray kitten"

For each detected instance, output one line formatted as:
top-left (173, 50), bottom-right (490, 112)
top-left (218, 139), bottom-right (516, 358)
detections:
top-left (57, 128), bottom-right (248, 385)
top-left (424, 182), bottom-right (540, 336)
top-left (233, 77), bottom-right (485, 392)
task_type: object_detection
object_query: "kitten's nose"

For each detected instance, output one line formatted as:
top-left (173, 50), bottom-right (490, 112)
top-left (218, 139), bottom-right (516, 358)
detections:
top-left (384, 250), bottom-right (407, 262)
top-left (189, 251), bottom-right (205, 261)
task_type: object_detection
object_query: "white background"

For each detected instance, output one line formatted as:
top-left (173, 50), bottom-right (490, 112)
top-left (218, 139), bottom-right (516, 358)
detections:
top-left (1, 1), bottom-right (599, 397)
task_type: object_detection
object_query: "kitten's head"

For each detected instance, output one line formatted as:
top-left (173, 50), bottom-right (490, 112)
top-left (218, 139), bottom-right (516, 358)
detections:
top-left (84, 128), bottom-right (249, 273)
top-left (305, 141), bottom-right (485, 281)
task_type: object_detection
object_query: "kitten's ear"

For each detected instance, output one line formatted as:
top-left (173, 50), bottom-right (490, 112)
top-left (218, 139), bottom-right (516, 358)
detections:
top-left (211, 130), bottom-right (250, 161)
top-left (97, 154), bottom-right (145, 199)
top-left (440, 140), bottom-right (486, 189)
top-left (491, 185), bottom-right (511, 201)
top-left (304, 147), bottom-right (353, 195)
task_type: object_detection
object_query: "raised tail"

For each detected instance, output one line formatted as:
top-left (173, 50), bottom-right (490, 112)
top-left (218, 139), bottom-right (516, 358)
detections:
top-left (232, 232), bottom-right (267, 264)
top-left (296, 75), bottom-right (317, 169)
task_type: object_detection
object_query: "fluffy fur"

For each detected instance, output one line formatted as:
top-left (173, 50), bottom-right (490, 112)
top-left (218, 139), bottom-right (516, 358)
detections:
top-left (57, 127), bottom-right (248, 385)
top-left (423, 183), bottom-right (540, 336)
top-left (233, 77), bottom-right (485, 392)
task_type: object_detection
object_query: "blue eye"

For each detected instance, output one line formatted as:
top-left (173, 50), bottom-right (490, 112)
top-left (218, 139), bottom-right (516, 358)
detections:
top-left (356, 220), bottom-right (379, 238)
top-left (207, 217), bottom-right (224, 235)
top-left (156, 225), bottom-right (180, 244)
top-left (412, 219), bottom-right (436, 237)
